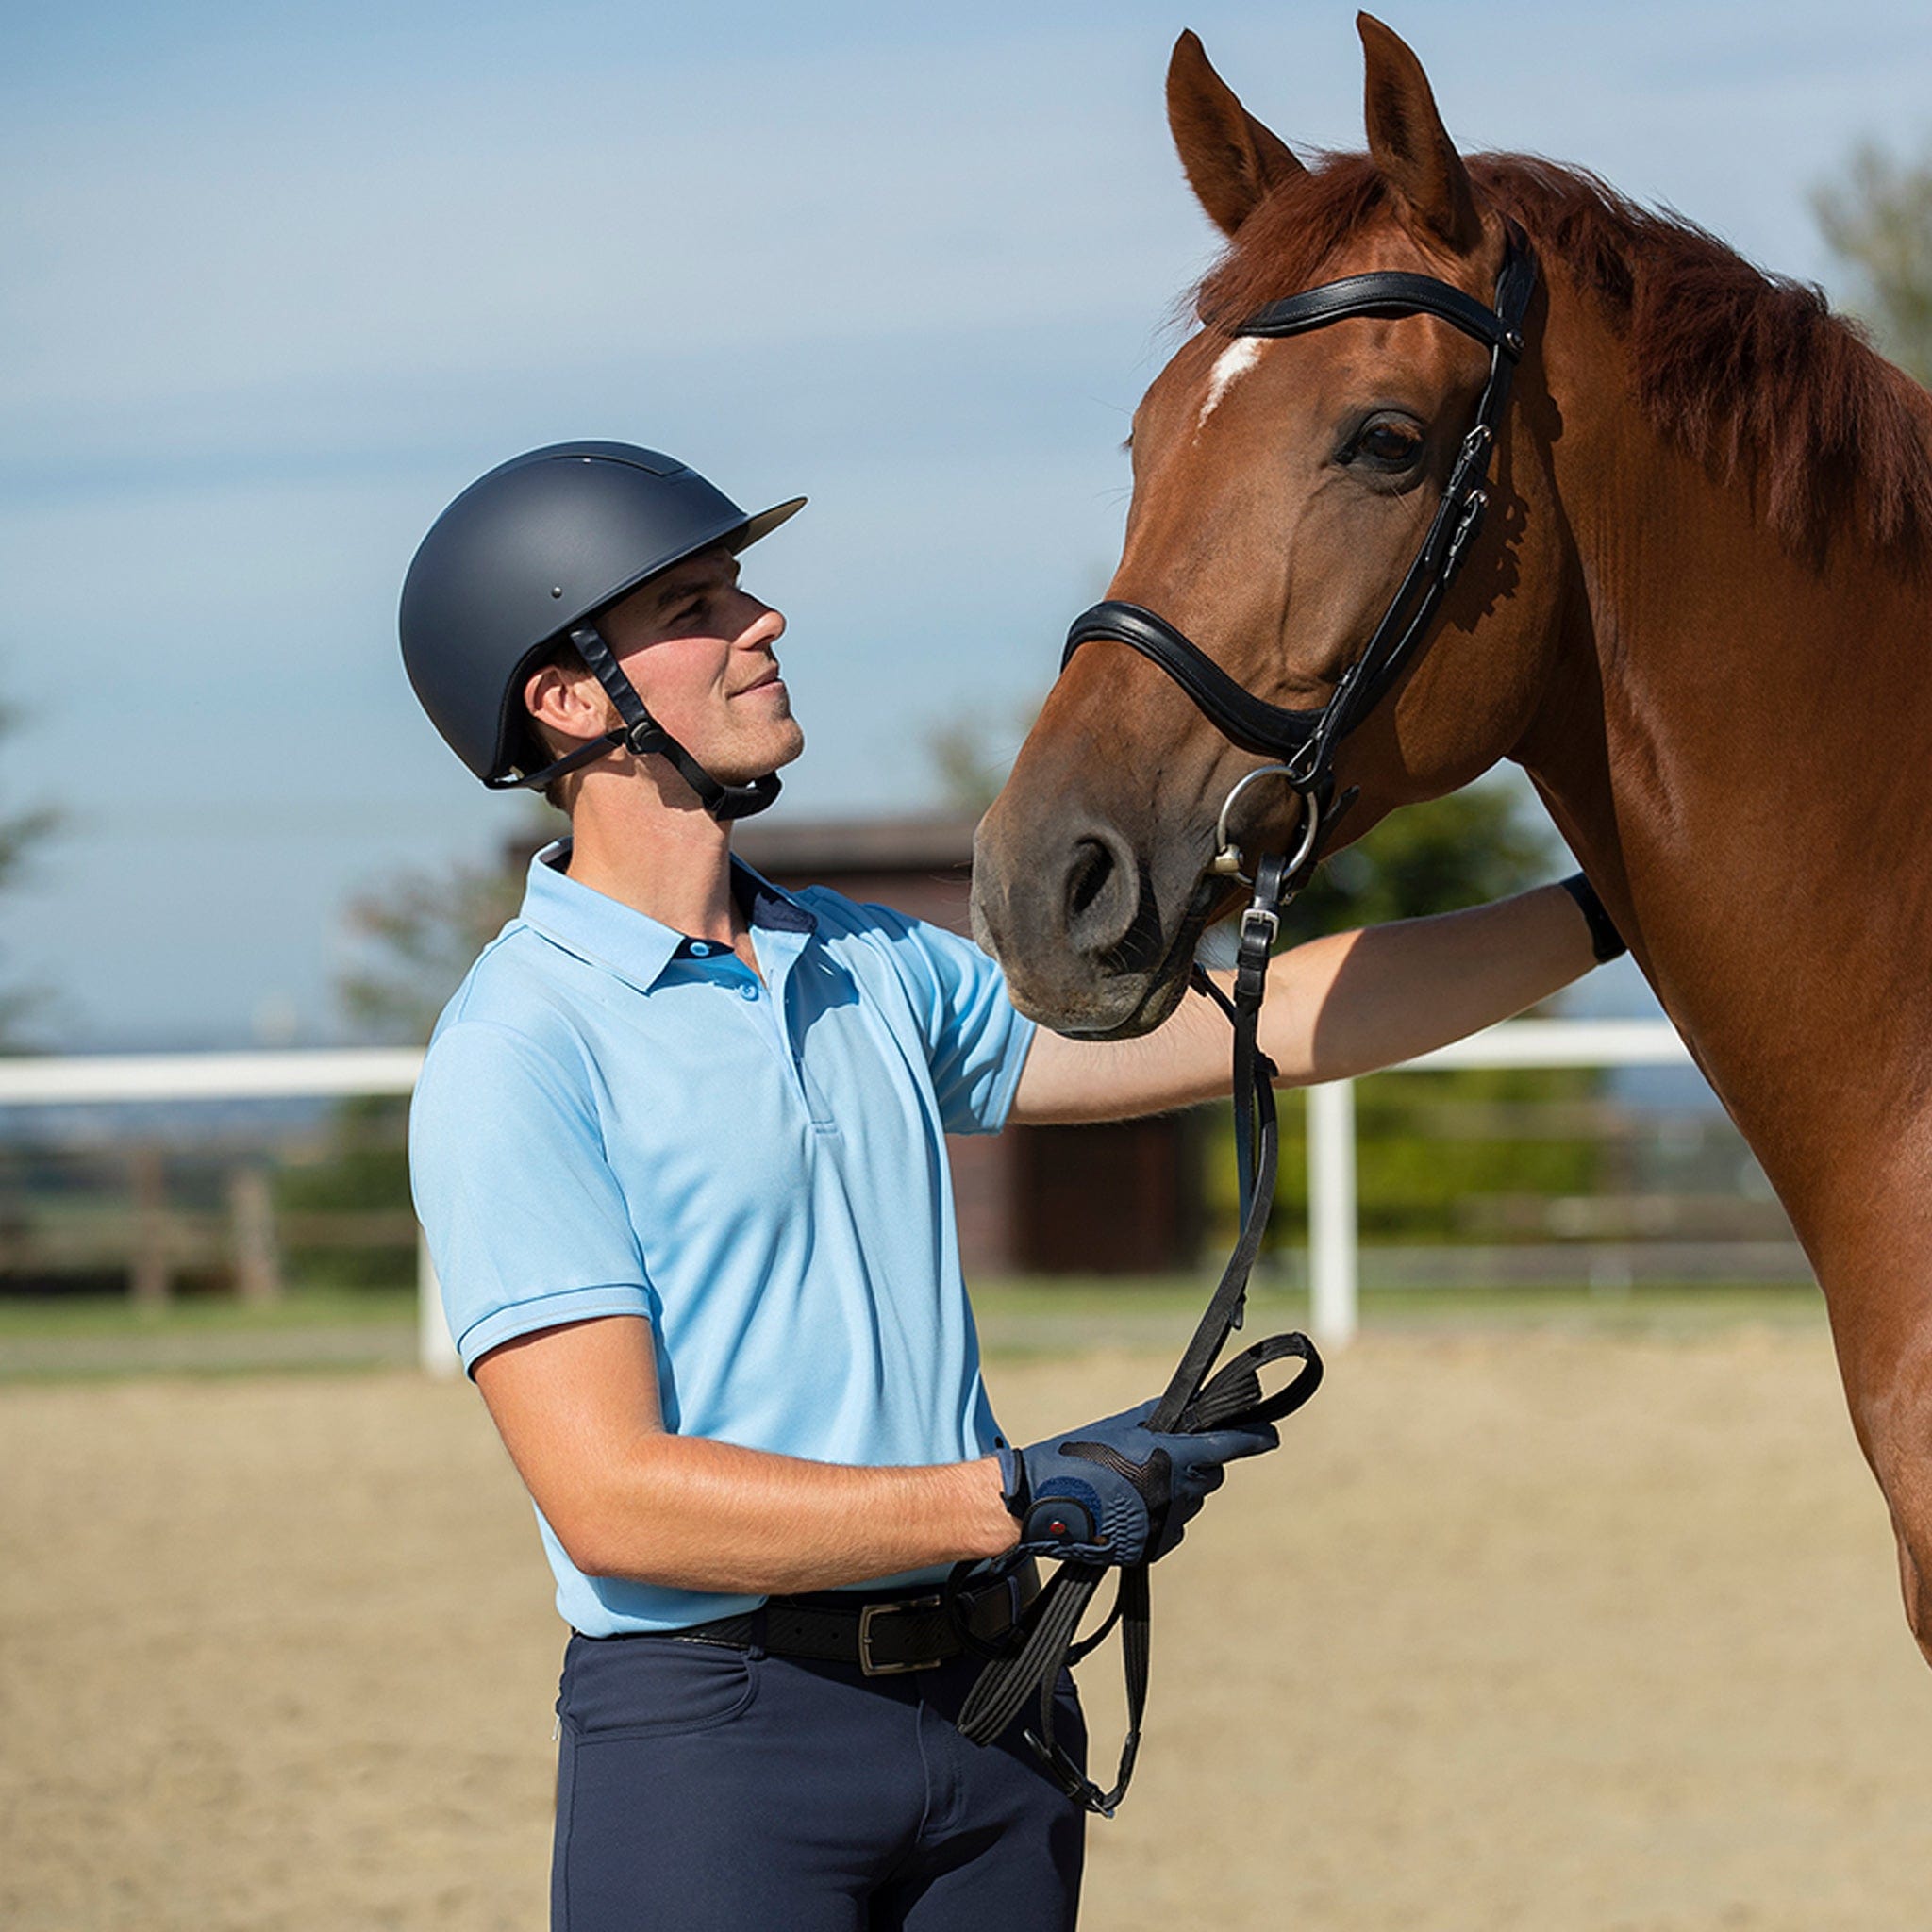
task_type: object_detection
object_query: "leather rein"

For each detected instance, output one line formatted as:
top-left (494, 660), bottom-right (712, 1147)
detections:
top-left (955, 227), bottom-right (1540, 1817)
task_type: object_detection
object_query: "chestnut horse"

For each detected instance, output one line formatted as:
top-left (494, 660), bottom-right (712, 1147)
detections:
top-left (973, 17), bottom-right (1932, 1661)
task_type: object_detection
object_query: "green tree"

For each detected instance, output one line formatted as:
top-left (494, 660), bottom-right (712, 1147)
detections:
top-left (1814, 142), bottom-right (1932, 383)
top-left (924, 708), bottom-right (1042, 818)
top-left (339, 848), bottom-right (529, 1044)
top-left (1284, 780), bottom-right (1552, 937)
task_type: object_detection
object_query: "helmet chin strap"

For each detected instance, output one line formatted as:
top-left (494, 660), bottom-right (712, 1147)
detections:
top-left (490, 622), bottom-right (782, 822)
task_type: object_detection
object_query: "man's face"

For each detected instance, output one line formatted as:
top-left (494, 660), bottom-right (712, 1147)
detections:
top-left (595, 546), bottom-right (805, 785)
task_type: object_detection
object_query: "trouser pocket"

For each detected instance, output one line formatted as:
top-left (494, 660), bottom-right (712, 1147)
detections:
top-left (557, 1632), bottom-right (760, 1740)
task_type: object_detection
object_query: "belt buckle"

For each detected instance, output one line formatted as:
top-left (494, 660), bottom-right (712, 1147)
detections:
top-left (857, 1594), bottom-right (944, 1676)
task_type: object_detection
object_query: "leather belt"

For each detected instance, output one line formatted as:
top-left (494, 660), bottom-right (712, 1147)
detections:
top-left (662, 1564), bottom-right (1040, 1677)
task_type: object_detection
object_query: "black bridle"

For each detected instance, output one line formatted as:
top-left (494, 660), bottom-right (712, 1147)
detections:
top-left (957, 226), bottom-right (1539, 1817)
top-left (1065, 221), bottom-right (1537, 887)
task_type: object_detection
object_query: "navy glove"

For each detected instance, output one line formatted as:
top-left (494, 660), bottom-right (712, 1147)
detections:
top-left (995, 1398), bottom-right (1279, 1567)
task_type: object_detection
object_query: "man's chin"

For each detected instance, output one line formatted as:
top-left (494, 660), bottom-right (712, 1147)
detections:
top-left (766, 719), bottom-right (806, 771)
top-left (712, 720), bottom-right (804, 784)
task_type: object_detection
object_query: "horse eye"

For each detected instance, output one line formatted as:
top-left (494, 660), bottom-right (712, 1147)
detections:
top-left (1352, 422), bottom-right (1424, 469)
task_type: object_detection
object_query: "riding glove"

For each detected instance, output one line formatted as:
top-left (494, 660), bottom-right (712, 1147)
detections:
top-left (995, 1398), bottom-right (1278, 1567)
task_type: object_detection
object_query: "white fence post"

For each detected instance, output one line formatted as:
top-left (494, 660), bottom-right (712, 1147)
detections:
top-left (417, 1227), bottom-right (461, 1380)
top-left (1307, 1079), bottom-right (1359, 1345)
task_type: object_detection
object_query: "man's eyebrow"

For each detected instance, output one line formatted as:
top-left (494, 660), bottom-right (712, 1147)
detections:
top-left (649, 558), bottom-right (738, 608)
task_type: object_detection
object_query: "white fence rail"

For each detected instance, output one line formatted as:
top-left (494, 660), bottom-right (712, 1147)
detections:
top-left (0, 1020), bottom-right (1701, 1371)
top-left (1309, 1018), bottom-right (1694, 1344)
top-left (0, 1047), bottom-right (457, 1376)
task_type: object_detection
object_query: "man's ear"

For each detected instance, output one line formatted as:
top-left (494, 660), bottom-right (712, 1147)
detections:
top-left (1166, 28), bottom-right (1304, 238)
top-left (524, 658), bottom-right (612, 748)
top-left (1357, 13), bottom-right (1481, 255)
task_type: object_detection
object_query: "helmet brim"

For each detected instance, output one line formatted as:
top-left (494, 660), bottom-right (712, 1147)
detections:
top-left (734, 496), bottom-right (808, 551)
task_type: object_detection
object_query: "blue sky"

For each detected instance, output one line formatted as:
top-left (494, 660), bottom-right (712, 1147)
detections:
top-left (4, 0), bottom-right (1930, 1046)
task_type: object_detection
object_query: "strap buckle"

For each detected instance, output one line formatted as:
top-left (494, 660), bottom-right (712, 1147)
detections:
top-left (1239, 904), bottom-right (1279, 953)
top-left (1443, 489), bottom-right (1489, 578)
top-left (1024, 1725), bottom-right (1118, 1818)
top-left (857, 1594), bottom-right (945, 1676)
top-left (1458, 421), bottom-right (1495, 464)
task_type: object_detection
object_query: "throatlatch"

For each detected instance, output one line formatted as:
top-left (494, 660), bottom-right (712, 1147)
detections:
top-left (958, 227), bottom-right (1540, 1815)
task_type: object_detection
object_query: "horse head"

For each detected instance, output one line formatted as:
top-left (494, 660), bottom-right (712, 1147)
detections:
top-left (974, 18), bottom-right (1573, 1036)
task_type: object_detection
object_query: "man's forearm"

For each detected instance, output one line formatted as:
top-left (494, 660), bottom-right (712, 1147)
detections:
top-left (1011, 878), bottom-right (1604, 1122)
top-left (558, 1433), bottom-right (1020, 1594)
top-left (1261, 879), bottom-right (1598, 1083)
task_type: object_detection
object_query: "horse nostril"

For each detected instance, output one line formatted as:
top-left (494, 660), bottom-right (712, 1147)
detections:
top-left (1067, 838), bottom-right (1114, 921)
top-left (1061, 826), bottom-right (1147, 963)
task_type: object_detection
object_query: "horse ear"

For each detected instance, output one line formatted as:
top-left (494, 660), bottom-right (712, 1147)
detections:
top-left (1357, 13), bottom-right (1481, 254)
top-left (1166, 29), bottom-right (1305, 238)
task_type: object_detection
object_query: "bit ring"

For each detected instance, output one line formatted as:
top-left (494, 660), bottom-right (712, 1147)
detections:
top-left (1208, 768), bottom-right (1322, 887)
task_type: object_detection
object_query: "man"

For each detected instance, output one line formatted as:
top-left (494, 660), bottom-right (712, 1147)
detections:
top-left (400, 441), bottom-right (1618, 1932)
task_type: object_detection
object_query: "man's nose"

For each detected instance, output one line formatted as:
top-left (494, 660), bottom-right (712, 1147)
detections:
top-left (739, 597), bottom-right (784, 648)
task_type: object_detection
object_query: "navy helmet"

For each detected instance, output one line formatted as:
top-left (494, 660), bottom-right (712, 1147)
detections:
top-left (399, 441), bottom-right (805, 817)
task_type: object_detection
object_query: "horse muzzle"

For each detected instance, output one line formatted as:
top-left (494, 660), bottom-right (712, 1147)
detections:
top-left (970, 805), bottom-right (1224, 1037)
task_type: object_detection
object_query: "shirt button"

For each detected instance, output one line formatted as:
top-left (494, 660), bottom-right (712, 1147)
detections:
top-left (689, 941), bottom-right (711, 957)
top-left (738, 984), bottom-right (759, 1001)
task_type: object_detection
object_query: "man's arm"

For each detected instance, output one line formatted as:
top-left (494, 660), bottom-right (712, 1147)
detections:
top-left (1011, 878), bottom-right (1601, 1125)
top-left (474, 1315), bottom-right (1020, 1593)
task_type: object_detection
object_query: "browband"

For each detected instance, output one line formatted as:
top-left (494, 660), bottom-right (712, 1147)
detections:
top-left (1240, 268), bottom-right (1526, 358)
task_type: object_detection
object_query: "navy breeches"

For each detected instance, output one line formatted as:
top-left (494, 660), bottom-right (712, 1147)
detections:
top-left (552, 1631), bottom-right (1087, 1930)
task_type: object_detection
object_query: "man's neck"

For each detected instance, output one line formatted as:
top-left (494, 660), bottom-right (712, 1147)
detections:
top-left (561, 783), bottom-right (741, 946)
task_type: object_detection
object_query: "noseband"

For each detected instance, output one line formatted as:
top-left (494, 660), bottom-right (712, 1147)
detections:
top-left (1062, 222), bottom-right (1537, 891)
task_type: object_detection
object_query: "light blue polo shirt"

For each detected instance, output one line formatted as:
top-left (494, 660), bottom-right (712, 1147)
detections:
top-left (408, 839), bottom-right (1035, 1636)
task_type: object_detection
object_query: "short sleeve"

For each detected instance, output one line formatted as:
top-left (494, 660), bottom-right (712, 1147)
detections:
top-left (409, 1020), bottom-right (654, 1375)
top-left (866, 911), bottom-right (1036, 1135)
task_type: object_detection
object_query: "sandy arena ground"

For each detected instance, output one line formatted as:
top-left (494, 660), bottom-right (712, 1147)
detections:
top-left (7, 1324), bottom-right (1932, 1931)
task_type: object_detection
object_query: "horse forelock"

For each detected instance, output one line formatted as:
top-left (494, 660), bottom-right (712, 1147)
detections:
top-left (1191, 150), bottom-right (1932, 573)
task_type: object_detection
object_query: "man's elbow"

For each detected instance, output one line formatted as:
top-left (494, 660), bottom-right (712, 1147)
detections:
top-left (538, 1441), bottom-right (666, 1579)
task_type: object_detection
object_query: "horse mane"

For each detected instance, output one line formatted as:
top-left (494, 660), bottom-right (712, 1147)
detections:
top-left (1193, 151), bottom-right (1932, 568)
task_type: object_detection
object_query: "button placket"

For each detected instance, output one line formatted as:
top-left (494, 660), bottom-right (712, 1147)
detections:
top-left (749, 934), bottom-right (838, 1133)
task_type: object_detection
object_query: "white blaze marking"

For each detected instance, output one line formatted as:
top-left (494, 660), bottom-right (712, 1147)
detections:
top-left (1197, 337), bottom-right (1264, 428)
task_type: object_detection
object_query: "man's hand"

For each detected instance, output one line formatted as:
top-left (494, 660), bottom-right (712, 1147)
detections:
top-left (996, 1398), bottom-right (1278, 1566)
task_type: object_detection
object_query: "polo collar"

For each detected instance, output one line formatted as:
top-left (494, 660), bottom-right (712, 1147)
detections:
top-left (519, 838), bottom-right (816, 994)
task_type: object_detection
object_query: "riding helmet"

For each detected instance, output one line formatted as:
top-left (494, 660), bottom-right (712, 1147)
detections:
top-left (399, 441), bottom-right (805, 808)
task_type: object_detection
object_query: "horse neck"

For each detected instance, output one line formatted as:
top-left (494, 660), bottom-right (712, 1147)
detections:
top-left (1515, 292), bottom-right (1932, 1242)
